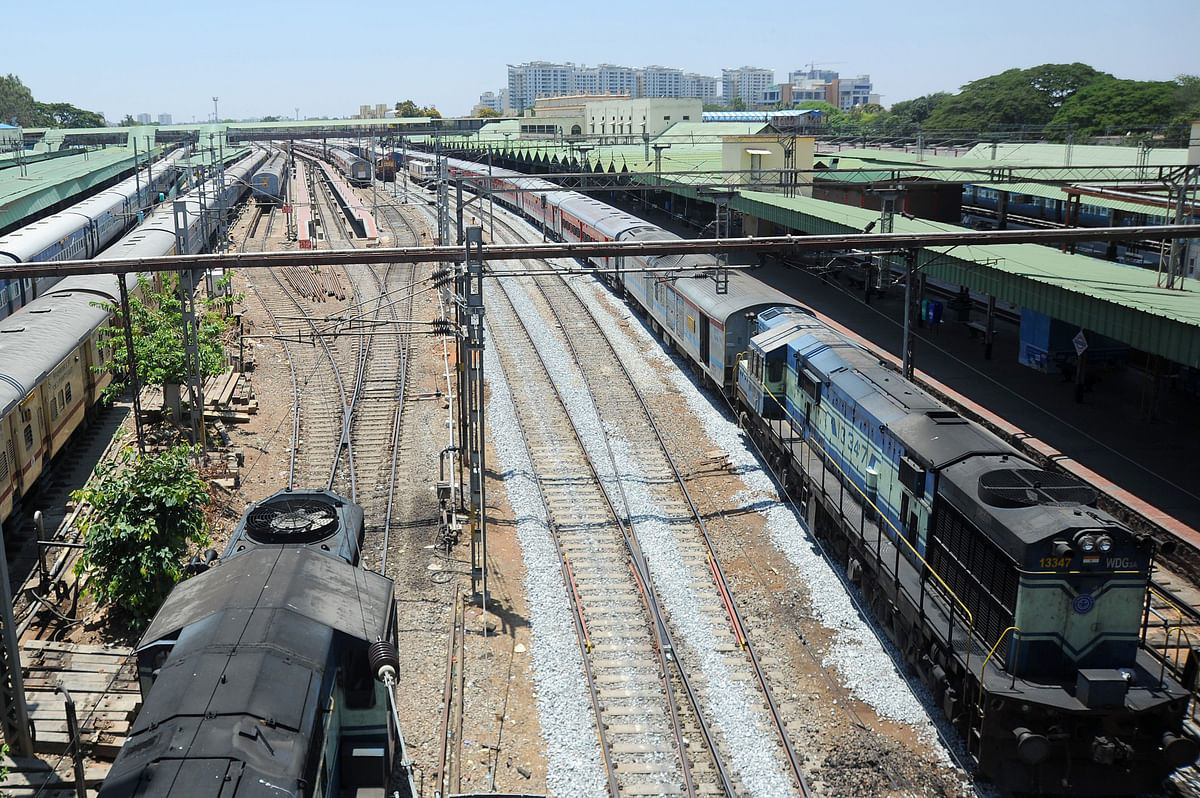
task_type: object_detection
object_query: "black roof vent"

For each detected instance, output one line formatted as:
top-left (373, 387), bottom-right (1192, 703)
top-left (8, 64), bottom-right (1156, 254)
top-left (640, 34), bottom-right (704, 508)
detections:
top-left (978, 468), bottom-right (1098, 508)
top-left (244, 495), bottom-right (341, 544)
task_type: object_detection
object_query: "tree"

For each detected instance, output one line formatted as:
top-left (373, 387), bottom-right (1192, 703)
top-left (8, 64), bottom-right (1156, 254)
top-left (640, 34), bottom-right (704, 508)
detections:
top-left (394, 99), bottom-right (441, 119)
top-left (1028, 63), bottom-right (1109, 109)
top-left (1048, 78), bottom-right (1177, 137)
top-left (118, 114), bottom-right (137, 127)
top-left (94, 275), bottom-right (236, 406)
top-left (260, 115), bottom-right (281, 122)
top-left (887, 92), bottom-right (951, 130)
top-left (0, 74), bottom-right (38, 126)
top-left (475, 108), bottom-right (502, 118)
top-left (73, 444), bottom-right (211, 628)
top-left (924, 64), bottom-right (1112, 131)
top-left (1166, 74), bottom-right (1200, 145)
top-left (34, 102), bottom-right (104, 128)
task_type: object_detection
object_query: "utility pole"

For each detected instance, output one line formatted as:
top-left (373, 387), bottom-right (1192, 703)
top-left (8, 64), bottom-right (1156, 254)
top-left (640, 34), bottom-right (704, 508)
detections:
top-left (902, 249), bottom-right (918, 380)
top-left (0, 519), bottom-right (32, 756)
top-left (461, 227), bottom-right (487, 612)
top-left (212, 96), bottom-right (219, 123)
top-left (172, 201), bottom-right (206, 455)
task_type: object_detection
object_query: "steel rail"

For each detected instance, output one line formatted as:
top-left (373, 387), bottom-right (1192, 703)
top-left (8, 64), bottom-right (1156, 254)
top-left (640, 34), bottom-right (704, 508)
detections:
top-left (485, 287), bottom-right (622, 797)
top-left (529, 261), bottom-right (807, 797)
top-left (370, 201), bottom-right (422, 574)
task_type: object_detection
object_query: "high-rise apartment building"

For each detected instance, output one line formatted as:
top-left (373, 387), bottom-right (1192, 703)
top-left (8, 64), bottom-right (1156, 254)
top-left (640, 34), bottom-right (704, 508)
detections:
top-left (157, 113), bottom-right (172, 125)
top-left (682, 73), bottom-right (720, 103)
top-left (641, 66), bottom-right (683, 98)
top-left (135, 113), bottom-right (152, 124)
top-left (508, 62), bottom-right (574, 111)
top-left (722, 67), bottom-right (775, 107)
top-left (507, 62), bottom-right (720, 107)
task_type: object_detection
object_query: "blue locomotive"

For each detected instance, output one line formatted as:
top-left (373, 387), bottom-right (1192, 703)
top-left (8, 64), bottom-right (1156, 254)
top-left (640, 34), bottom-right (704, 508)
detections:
top-left (736, 305), bottom-right (1197, 794)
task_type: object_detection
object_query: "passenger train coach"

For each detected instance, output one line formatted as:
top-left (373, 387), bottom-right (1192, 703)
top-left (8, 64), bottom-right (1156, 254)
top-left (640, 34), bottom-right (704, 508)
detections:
top-left (0, 148), bottom-right (187, 314)
top-left (404, 150), bottom-right (1200, 794)
top-left (0, 149), bottom-right (267, 526)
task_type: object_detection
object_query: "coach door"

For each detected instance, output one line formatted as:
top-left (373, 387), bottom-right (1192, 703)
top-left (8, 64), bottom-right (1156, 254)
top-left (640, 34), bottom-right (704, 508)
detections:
top-left (699, 315), bottom-right (711, 370)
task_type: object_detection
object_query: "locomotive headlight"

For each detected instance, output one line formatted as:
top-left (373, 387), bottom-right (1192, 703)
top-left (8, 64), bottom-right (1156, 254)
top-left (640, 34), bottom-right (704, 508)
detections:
top-left (1076, 533), bottom-right (1097, 552)
top-left (1097, 535), bottom-right (1113, 552)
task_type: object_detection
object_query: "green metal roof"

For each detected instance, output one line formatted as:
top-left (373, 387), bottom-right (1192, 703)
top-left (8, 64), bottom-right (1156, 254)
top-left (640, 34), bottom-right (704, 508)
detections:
top-left (963, 142), bottom-right (1187, 167)
top-left (738, 189), bottom-right (1200, 367)
top-left (0, 147), bottom-right (154, 232)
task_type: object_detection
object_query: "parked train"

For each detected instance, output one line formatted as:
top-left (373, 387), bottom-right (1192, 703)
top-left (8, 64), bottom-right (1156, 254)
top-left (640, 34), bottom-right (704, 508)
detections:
top-left (99, 488), bottom-right (417, 798)
top-left (407, 150), bottom-right (1200, 794)
top-left (341, 142), bottom-right (396, 182)
top-left (960, 184), bottom-right (1190, 267)
top-left (290, 142), bottom-right (373, 188)
top-left (249, 148), bottom-right (289, 205)
top-left (328, 146), bottom-right (373, 187)
top-left (0, 150), bottom-right (267, 526)
top-left (406, 158), bottom-right (436, 185)
top-left (0, 148), bottom-right (186, 316)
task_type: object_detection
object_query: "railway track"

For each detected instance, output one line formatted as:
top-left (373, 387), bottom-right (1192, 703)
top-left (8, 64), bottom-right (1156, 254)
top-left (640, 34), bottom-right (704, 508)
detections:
top-left (342, 196), bottom-right (424, 572)
top-left (247, 162), bottom-right (356, 490)
top-left (486, 272), bottom-right (699, 796)
top-left (485, 212), bottom-right (809, 794)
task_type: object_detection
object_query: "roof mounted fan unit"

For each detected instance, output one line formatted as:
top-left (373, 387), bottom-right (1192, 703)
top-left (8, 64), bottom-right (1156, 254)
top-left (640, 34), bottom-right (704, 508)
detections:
top-left (244, 495), bottom-right (341, 544)
top-left (978, 468), bottom-right (1098, 508)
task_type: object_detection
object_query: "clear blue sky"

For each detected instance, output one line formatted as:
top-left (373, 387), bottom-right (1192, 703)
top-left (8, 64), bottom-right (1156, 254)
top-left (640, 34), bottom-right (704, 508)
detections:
top-left (8, 0), bottom-right (1197, 122)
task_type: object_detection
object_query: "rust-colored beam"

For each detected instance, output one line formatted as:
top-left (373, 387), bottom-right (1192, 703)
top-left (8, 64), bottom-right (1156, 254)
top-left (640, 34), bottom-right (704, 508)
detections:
top-left (3, 225), bottom-right (1200, 280)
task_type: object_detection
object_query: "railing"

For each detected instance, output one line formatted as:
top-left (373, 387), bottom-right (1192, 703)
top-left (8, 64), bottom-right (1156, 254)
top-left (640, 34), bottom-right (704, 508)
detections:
top-left (744, 368), bottom-right (981, 673)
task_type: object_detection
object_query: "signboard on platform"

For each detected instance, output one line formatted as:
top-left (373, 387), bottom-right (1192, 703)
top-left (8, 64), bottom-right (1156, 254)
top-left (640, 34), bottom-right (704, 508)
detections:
top-left (1073, 331), bottom-right (1089, 356)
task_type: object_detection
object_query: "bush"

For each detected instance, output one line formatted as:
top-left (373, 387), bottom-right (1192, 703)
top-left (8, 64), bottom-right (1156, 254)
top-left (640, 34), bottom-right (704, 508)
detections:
top-left (73, 445), bottom-right (211, 628)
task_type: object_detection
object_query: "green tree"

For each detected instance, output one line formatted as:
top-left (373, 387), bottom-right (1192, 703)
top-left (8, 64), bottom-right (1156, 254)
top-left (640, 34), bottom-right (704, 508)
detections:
top-left (1048, 78), bottom-right (1177, 137)
top-left (118, 114), bottom-right (137, 127)
top-left (1028, 63), bottom-right (1109, 109)
top-left (925, 64), bottom-right (1112, 131)
top-left (1166, 74), bottom-right (1200, 145)
top-left (0, 73), bottom-right (38, 126)
top-left (73, 444), bottom-right (211, 627)
top-left (886, 92), bottom-right (951, 130)
top-left (726, 97), bottom-right (747, 111)
top-left (34, 102), bottom-right (104, 128)
top-left (260, 115), bottom-right (281, 122)
top-left (94, 275), bottom-right (236, 401)
top-left (475, 108), bottom-right (502, 118)
top-left (394, 99), bottom-right (442, 119)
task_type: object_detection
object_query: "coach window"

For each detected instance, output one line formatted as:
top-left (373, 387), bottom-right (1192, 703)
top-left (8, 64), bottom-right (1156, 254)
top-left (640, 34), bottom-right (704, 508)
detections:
top-left (23, 425), bottom-right (33, 450)
top-left (64, 383), bottom-right (72, 404)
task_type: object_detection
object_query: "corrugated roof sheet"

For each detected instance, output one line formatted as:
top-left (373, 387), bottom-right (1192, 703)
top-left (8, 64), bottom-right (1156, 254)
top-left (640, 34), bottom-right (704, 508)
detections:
top-left (739, 189), bottom-right (1200, 366)
top-left (964, 142), bottom-right (1187, 167)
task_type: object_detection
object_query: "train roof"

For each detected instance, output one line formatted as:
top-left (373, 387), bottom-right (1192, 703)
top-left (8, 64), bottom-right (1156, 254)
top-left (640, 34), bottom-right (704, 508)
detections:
top-left (0, 288), bottom-right (111, 415)
top-left (139, 545), bottom-right (393, 647)
top-left (663, 264), bottom-right (799, 326)
top-left (936, 450), bottom-right (1124, 562)
top-left (104, 547), bottom-right (394, 798)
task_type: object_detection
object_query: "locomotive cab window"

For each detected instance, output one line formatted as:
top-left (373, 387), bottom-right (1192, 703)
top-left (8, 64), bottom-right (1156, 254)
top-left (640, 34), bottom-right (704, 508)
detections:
top-left (341, 646), bottom-right (377, 710)
top-left (766, 358), bottom-right (784, 382)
